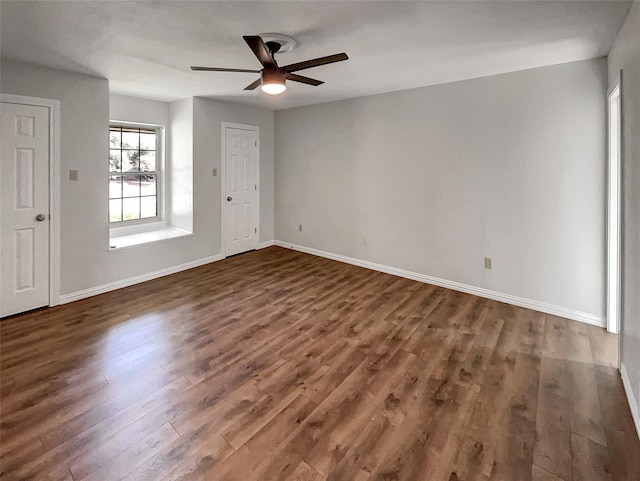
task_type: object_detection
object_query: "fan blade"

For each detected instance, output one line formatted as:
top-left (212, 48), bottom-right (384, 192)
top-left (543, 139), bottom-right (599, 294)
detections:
top-left (286, 73), bottom-right (324, 86)
top-left (283, 53), bottom-right (348, 73)
top-left (244, 78), bottom-right (262, 91)
top-left (243, 35), bottom-right (278, 69)
top-left (191, 66), bottom-right (261, 73)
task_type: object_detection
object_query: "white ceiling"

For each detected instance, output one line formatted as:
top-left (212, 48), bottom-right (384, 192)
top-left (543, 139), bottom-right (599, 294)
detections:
top-left (0, 1), bottom-right (632, 111)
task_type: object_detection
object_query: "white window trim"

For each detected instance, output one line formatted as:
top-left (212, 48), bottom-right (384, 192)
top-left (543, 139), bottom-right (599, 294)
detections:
top-left (108, 120), bottom-right (188, 250)
top-left (108, 121), bottom-right (164, 227)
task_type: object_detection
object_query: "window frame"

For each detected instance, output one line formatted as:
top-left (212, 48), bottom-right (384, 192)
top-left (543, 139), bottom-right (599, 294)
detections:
top-left (108, 121), bottom-right (164, 227)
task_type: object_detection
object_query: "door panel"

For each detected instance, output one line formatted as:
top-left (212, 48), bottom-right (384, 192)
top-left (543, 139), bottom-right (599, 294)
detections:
top-left (15, 228), bottom-right (36, 290)
top-left (1, 102), bottom-right (50, 317)
top-left (224, 127), bottom-right (258, 257)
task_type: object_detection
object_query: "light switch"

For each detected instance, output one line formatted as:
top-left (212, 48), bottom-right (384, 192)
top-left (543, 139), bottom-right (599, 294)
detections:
top-left (212, 168), bottom-right (217, 176)
top-left (69, 170), bottom-right (78, 181)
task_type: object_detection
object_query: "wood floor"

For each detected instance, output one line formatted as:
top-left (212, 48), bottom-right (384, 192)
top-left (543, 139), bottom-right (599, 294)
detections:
top-left (1, 246), bottom-right (638, 481)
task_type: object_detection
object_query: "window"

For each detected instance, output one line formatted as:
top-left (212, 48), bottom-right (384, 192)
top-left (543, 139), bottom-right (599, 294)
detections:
top-left (109, 125), bottom-right (160, 223)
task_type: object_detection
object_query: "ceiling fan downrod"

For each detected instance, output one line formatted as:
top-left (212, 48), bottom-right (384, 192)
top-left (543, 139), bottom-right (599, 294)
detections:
top-left (264, 41), bottom-right (282, 57)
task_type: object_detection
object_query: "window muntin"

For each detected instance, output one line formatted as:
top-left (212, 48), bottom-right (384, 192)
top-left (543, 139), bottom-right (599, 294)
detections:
top-left (109, 125), bottom-right (160, 223)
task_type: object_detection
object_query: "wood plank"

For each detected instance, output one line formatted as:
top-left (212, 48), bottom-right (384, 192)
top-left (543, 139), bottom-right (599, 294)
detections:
top-left (285, 460), bottom-right (326, 481)
top-left (122, 430), bottom-right (234, 481)
top-left (571, 433), bottom-right (613, 481)
top-left (594, 367), bottom-right (640, 481)
top-left (0, 247), bottom-right (635, 481)
top-left (78, 422), bottom-right (180, 481)
top-left (532, 464), bottom-right (566, 481)
top-left (533, 356), bottom-right (572, 481)
top-left (568, 361), bottom-right (607, 446)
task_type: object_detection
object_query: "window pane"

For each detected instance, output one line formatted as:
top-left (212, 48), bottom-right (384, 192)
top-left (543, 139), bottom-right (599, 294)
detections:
top-left (122, 130), bottom-right (139, 150)
top-left (140, 132), bottom-right (156, 150)
top-left (109, 150), bottom-right (121, 172)
top-left (109, 199), bottom-right (122, 222)
top-left (140, 151), bottom-right (156, 171)
top-left (141, 196), bottom-right (157, 219)
top-left (122, 150), bottom-right (140, 172)
top-left (140, 174), bottom-right (156, 196)
top-left (108, 125), bottom-right (160, 224)
top-left (109, 130), bottom-right (121, 149)
top-left (122, 174), bottom-right (141, 198)
top-left (109, 175), bottom-right (122, 199)
top-left (123, 197), bottom-right (140, 221)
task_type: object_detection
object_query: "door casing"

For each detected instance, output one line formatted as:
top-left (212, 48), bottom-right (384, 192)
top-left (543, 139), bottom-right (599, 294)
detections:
top-left (220, 122), bottom-right (260, 258)
top-left (607, 82), bottom-right (622, 337)
top-left (1, 93), bottom-right (61, 310)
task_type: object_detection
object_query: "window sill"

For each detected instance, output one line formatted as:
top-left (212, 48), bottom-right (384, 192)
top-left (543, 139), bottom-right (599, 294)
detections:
top-left (109, 223), bottom-right (192, 250)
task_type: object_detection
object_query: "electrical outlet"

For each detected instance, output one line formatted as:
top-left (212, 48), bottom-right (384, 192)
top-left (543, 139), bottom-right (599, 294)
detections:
top-left (69, 169), bottom-right (78, 181)
top-left (484, 257), bottom-right (493, 269)
top-left (212, 168), bottom-right (217, 176)
top-left (361, 235), bottom-right (368, 245)
top-left (298, 224), bottom-right (303, 232)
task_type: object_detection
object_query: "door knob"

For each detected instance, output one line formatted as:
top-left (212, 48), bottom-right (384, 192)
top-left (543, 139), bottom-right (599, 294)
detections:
top-left (35, 214), bottom-right (46, 222)
top-left (227, 196), bottom-right (232, 201)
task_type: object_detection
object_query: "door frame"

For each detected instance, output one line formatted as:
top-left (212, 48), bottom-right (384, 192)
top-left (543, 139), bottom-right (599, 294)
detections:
top-left (220, 122), bottom-right (260, 258)
top-left (606, 78), bottom-right (622, 337)
top-left (1, 93), bottom-right (61, 307)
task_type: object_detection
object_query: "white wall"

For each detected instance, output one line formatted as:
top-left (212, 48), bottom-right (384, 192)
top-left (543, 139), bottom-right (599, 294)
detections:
top-left (1, 59), bottom-right (110, 295)
top-left (1, 59), bottom-right (275, 298)
top-left (608, 0), bottom-right (640, 425)
top-left (110, 93), bottom-right (176, 228)
top-left (275, 58), bottom-right (607, 322)
top-left (169, 97), bottom-right (194, 232)
top-left (110, 93), bottom-right (170, 126)
top-left (193, 97), bottom-right (275, 247)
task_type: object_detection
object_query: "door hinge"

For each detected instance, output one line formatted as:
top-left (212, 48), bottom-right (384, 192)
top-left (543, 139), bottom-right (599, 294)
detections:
top-left (255, 227), bottom-right (257, 234)
top-left (255, 140), bottom-right (257, 147)
top-left (255, 184), bottom-right (257, 190)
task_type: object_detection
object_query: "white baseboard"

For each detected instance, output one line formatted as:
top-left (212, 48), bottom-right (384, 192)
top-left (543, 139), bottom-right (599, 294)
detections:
top-left (59, 254), bottom-right (223, 304)
top-left (621, 362), bottom-right (640, 440)
top-left (59, 242), bottom-right (274, 305)
top-left (257, 240), bottom-right (275, 249)
top-left (274, 241), bottom-right (605, 328)
top-left (58, 240), bottom-right (606, 329)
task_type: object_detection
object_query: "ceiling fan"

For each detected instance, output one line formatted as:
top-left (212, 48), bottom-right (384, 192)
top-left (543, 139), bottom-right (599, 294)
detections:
top-left (190, 35), bottom-right (349, 95)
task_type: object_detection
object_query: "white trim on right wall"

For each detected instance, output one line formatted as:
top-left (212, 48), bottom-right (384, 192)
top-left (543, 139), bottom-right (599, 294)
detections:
top-left (274, 241), bottom-right (605, 327)
top-left (607, 81), bottom-right (622, 334)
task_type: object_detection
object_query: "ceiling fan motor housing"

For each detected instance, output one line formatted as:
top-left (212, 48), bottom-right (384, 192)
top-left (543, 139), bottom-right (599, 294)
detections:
top-left (261, 68), bottom-right (286, 85)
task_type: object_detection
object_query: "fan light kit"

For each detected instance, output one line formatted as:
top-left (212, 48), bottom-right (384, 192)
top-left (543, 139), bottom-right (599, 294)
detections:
top-left (260, 69), bottom-right (287, 95)
top-left (191, 34), bottom-right (349, 96)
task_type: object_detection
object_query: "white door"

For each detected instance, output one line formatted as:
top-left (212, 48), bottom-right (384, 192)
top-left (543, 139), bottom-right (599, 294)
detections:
top-left (0, 102), bottom-right (50, 317)
top-left (224, 127), bottom-right (258, 257)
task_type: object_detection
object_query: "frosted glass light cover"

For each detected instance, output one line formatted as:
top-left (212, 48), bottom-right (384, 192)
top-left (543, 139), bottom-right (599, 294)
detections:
top-left (261, 82), bottom-right (286, 95)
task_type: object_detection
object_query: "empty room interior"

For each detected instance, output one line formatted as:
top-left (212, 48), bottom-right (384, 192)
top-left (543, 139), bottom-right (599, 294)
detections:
top-left (1, 1), bottom-right (640, 480)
